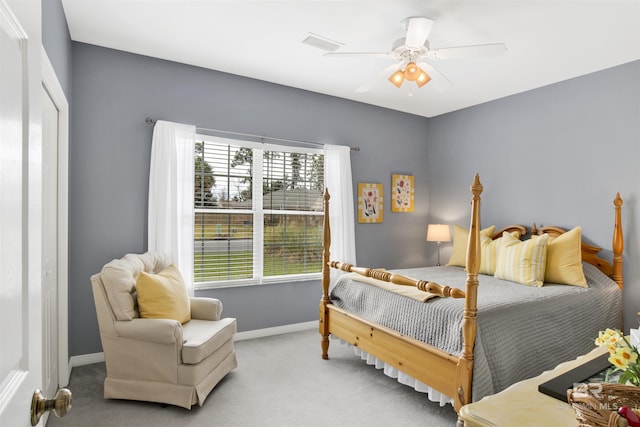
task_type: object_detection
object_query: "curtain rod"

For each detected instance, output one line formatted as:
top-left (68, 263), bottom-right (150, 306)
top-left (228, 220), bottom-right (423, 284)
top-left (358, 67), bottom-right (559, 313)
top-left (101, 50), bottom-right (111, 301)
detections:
top-left (145, 117), bottom-right (360, 152)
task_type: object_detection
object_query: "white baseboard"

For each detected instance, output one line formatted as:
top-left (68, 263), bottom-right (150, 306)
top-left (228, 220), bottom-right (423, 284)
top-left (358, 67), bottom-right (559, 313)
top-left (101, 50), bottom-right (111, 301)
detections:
top-left (70, 352), bottom-right (105, 368)
top-left (68, 321), bottom-right (317, 370)
top-left (234, 321), bottom-right (317, 341)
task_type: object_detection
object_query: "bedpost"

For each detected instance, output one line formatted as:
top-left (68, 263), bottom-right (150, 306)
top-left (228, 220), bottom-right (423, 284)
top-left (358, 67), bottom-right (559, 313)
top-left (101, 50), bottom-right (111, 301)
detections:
top-left (612, 193), bottom-right (623, 288)
top-left (319, 188), bottom-right (331, 359)
top-left (455, 174), bottom-right (482, 417)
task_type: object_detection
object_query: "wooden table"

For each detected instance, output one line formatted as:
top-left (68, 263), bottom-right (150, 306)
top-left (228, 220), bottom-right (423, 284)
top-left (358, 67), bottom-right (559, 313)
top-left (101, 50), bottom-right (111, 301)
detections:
top-left (459, 346), bottom-right (608, 427)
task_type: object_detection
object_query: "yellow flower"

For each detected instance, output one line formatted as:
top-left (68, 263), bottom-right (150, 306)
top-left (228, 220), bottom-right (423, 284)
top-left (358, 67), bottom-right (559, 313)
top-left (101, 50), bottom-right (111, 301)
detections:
top-left (608, 332), bottom-right (623, 343)
top-left (610, 352), bottom-right (629, 370)
top-left (620, 346), bottom-right (638, 364)
top-left (596, 329), bottom-right (622, 347)
top-left (597, 328), bottom-right (640, 386)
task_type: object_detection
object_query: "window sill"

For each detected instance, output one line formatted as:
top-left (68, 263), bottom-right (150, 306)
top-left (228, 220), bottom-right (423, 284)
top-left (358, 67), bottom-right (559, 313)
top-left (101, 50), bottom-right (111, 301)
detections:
top-left (194, 273), bottom-right (321, 291)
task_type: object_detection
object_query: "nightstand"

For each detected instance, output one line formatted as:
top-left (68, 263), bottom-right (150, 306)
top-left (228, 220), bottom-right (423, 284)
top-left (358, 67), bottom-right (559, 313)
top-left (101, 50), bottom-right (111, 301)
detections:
top-left (459, 345), bottom-right (608, 427)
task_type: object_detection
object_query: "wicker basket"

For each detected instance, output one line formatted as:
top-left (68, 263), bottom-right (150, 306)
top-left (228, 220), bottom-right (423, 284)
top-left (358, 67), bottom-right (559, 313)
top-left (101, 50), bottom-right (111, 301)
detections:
top-left (567, 383), bottom-right (640, 427)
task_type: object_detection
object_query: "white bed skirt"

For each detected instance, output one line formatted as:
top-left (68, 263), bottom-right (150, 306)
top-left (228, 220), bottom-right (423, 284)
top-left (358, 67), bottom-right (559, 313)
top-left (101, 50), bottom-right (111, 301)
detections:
top-left (337, 338), bottom-right (453, 407)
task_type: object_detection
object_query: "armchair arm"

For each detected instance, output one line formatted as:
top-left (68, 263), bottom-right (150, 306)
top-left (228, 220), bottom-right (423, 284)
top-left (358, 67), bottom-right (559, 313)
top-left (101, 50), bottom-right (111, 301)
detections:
top-left (114, 318), bottom-right (183, 345)
top-left (190, 297), bottom-right (222, 321)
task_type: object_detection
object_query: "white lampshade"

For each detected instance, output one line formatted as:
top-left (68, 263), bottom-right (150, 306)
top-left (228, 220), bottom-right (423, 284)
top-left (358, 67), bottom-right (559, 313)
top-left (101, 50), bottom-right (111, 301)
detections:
top-left (426, 224), bottom-right (451, 243)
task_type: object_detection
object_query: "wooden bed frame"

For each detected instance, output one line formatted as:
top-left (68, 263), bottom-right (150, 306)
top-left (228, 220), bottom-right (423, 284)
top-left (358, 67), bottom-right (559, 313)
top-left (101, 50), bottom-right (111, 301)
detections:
top-left (318, 174), bottom-right (624, 424)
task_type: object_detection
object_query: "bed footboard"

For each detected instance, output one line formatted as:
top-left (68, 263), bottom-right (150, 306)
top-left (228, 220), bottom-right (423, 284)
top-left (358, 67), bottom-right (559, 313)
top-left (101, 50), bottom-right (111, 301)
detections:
top-left (319, 174), bottom-right (483, 414)
top-left (328, 261), bottom-right (466, 298)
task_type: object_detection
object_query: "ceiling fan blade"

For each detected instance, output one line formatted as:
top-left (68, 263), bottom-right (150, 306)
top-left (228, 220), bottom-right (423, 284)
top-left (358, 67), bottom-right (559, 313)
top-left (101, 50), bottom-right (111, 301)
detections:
top-left (356, 63), bottom-right (399, 93)
top-left (324, 51), bottom-right (392, 58)
top-left (404, 17), bottom-right (434, 49)
top-left (428, 43), bottom-right (507, 60)
top-left (418, 62), bottom-right (453, 92)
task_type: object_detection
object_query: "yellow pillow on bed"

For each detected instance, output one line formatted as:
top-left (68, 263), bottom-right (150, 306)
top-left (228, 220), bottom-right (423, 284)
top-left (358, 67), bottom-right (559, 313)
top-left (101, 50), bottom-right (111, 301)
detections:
top-left (448, 224), bottom-right (496, 268)
top-left (537, 226), bottom-right (587, 287)
top-left (495, 232), bottom-right (548, 287)
top-left (479, 231), bottom-right (521, 275)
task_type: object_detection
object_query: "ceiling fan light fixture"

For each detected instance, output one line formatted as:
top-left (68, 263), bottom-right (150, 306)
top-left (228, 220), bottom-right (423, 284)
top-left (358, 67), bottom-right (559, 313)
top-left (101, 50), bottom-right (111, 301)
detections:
top-left (388, 69), bottom-right (405, 88)
top-left (404, 61), bottom-right (421, 81)
top-left (416, 70), bottom-right (431, 87)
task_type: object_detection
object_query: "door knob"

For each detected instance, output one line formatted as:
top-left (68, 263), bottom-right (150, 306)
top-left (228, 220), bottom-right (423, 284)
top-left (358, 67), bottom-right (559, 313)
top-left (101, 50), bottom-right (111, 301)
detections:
top-left (31, 388), bottom-right (72, 426)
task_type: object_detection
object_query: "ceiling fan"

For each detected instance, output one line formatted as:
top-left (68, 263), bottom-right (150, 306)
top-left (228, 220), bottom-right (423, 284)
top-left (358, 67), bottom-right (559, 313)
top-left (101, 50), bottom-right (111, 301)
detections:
top-left (325, 16), bottom-right (507, 92)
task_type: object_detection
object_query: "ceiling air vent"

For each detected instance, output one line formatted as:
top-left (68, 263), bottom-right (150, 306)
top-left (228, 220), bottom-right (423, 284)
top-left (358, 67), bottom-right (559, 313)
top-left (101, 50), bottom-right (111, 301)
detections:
top-left (301, 33), bottom-right (344, 52)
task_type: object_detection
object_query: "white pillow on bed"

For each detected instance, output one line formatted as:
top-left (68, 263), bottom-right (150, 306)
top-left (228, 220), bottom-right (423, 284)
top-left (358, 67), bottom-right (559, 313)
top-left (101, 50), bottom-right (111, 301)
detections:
top-left (495, 232), bottom-right (549, 287)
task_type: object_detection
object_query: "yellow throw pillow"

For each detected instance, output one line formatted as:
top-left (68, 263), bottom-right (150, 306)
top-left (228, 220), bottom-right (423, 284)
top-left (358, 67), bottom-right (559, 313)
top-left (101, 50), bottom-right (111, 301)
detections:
top-left (136, 264), bottom-right (191, 324)
top-left (448, 224), bottom-right (496, 268)
top-left (543, 226), bottom-right (587, 287)
top-left (479, 231), bottom-right (521, 275)
top-left (495, 232), bottom-right (549, 287)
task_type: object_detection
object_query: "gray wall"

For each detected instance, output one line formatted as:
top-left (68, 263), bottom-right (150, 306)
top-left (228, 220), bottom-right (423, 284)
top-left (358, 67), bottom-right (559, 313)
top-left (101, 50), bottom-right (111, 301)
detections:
top-left (69, 43), bottom-right (430, 356)
top-left (45, 0), bottom-right (640, 357)
top-left (426, 60), bottom-right (640, 330)
top-left (42, 0), bottom-right (72, 99)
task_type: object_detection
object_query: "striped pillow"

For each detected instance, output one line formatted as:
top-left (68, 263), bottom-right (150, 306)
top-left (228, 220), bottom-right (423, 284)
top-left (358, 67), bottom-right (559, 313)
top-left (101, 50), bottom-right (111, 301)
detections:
top-left (479, 231), bottom-right (521, 275)
top-left (495, 232), bottom-right (549, 287)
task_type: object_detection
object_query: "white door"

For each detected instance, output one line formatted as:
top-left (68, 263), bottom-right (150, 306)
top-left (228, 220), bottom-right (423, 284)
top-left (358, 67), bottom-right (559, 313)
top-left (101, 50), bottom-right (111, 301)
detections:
top-left (42, 48), bottom-right (70, 397)
top-left (42, 82), bottom-right (60, 407)
top-left (40, 46), bottom-right (71, 409)
top-left (0, 1), bottom-right (46, 426)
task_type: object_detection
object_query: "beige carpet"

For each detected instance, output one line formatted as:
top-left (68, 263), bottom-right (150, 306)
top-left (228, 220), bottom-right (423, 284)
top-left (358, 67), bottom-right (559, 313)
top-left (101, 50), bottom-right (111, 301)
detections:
top-left (47, 329), bottom-right (458, 427)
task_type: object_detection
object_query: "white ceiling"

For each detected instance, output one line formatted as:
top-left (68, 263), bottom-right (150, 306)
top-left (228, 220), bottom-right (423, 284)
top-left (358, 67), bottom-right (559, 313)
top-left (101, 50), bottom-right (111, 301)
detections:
top-left (61, 1), bottom-right (640, 118)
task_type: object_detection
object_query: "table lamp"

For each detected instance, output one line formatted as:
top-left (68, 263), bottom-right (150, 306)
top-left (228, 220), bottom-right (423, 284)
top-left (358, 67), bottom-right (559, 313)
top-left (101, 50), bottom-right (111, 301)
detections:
top-left (426, 224), bottom-right (451, 266)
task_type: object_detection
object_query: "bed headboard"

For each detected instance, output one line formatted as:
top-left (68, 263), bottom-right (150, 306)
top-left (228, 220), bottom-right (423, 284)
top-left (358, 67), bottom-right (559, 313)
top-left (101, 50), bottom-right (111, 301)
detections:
top-left (530, 193), bottom-right (624, 288)
top-left (491, 225), bottom-right (527, 240)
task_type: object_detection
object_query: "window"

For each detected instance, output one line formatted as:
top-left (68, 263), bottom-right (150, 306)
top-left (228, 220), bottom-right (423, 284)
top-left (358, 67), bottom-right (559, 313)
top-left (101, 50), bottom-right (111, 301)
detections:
top-left (194, 135), bottom-right (325, 288)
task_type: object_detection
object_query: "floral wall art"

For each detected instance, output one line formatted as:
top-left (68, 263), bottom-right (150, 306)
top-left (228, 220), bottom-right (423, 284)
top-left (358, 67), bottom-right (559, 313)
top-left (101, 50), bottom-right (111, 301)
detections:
top-left (391, 174), bottom-right (414, 212)
top-left (358, 183), bottom-right (383, 223)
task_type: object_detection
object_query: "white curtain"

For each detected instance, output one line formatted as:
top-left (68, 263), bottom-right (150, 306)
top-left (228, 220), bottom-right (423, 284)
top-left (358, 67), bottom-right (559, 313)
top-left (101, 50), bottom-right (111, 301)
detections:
top-left (148, 120), bottom-right (196, 295)
top-left (324, 145), bottom-right (357, 279)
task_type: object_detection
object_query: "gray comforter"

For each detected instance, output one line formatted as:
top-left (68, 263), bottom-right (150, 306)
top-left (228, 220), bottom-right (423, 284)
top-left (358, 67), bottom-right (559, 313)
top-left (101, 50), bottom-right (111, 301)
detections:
top-left (329, 263), bottom-right (622, 401)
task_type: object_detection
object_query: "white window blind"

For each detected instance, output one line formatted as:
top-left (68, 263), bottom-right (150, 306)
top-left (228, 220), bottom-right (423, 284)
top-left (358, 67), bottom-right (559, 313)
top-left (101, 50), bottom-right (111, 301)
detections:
top-left (194, 135), bottom-right (324, 288)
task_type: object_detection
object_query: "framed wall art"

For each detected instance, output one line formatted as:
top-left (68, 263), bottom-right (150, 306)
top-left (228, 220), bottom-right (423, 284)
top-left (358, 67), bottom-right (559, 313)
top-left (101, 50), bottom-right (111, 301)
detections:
top-left (358, 182), bottom-right (383, 223)
top-left (391, 174), bottom-right (414, 212)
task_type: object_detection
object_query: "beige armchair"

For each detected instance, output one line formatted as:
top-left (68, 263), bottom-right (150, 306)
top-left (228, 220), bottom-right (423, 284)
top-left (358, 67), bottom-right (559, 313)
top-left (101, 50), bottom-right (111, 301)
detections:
top-left (91, 252), bottom-right (237, 409)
